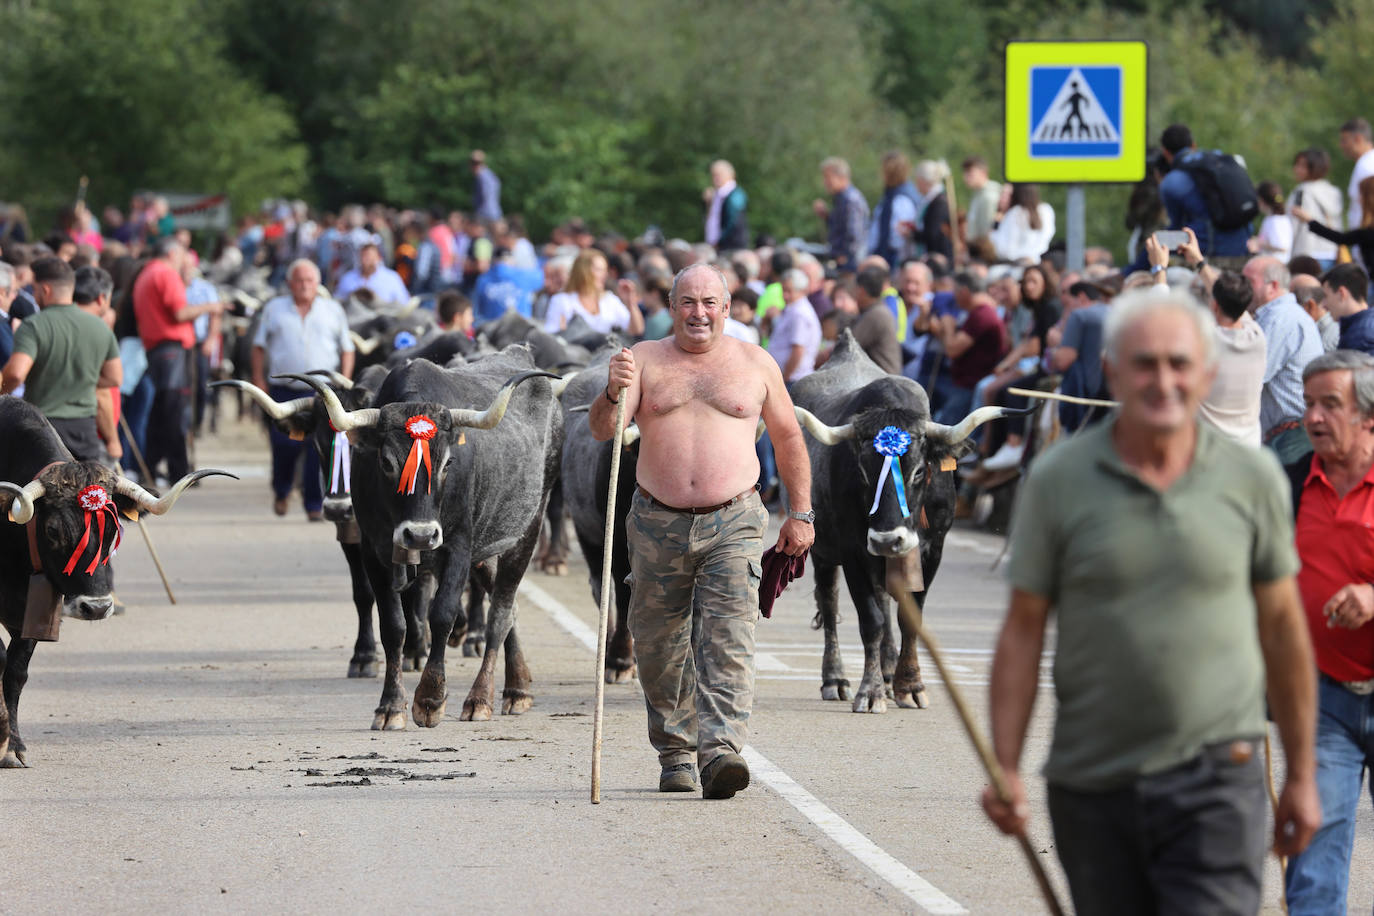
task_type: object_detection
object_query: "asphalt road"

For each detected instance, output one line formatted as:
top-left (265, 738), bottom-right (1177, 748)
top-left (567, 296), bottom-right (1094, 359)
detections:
top-left (3, 418), bottom-right (1370, 914)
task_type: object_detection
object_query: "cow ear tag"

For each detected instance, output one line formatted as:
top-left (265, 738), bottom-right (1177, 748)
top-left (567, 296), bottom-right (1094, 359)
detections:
top-left (939, 456), bottom-right (957, 472)
top-left (457, 432), bottom-right (466, 446)
top-left (120, 507), bottom-right (140, 522)
top-left (288, 429), bottom-right (306, 441)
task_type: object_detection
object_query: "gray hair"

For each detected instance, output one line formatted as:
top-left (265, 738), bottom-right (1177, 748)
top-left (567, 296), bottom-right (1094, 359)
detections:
top-left (1248, 255), bottom-right (1291, 289)
top-left (669, 263), bottom-right (732, 308)
top-left (546, 254), bottom-right (575, 276)
top-left (287, 258), bottom-right (321, 283)
top-left (820, 156), bottom-right (850, 179)
top-left (1104, 287), bottom-right (1218, 368)
top-left (780, 268), bottom-right (810, 294)
top-left (729, 249), bottom-right (761, 280)
top-left (0, 262), bottom-right (12, 292)
top-left (913, 159), bottom-right (950, 184)
top-left (1302, 349), bottom-right (1374, 416)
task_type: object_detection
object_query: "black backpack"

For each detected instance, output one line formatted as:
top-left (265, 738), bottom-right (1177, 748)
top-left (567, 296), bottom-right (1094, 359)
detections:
top-left (1178, 151), bottom-right (1259, 231)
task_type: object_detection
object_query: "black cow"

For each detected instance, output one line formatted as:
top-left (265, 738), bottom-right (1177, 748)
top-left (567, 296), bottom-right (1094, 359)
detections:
top-left (558, 353), bottom-right (640, 683)
top-left (293, 347), bottom-right (563, 729)
top-left (477, 311), bottom-right (594, 372)
top-left (789, 332), bottom-right (1026, 713)
top-left (210, 364), bottom-right (422, 678)
top-left (0, 399), bottom-right (232, 765)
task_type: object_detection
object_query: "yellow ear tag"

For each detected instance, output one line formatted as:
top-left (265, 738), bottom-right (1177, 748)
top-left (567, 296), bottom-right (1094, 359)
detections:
top-left (939, 456), bottom-right (957, 472)
top-left (288, 429), bottom-right (305, 441)
top-left (457, 432), bottom-right (466, 446)
top-left (121, 507), bottom-right (140, 522)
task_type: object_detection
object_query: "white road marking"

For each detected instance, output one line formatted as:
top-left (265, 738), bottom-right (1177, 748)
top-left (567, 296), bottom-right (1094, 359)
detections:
top-left (754, 652), bottom-right (791, 672)
top-left (519, 579), bottom-right (969, 915)
top-left (944, 533), bottom-right (1005, 559)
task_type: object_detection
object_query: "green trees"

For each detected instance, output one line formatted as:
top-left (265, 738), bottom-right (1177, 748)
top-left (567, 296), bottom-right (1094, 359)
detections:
top-left (0, 0), bottom-right (1368, 254)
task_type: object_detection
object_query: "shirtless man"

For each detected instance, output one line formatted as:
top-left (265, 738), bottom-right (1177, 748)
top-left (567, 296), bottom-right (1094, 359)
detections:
top-left (590, 263), bottom-right (814, 799)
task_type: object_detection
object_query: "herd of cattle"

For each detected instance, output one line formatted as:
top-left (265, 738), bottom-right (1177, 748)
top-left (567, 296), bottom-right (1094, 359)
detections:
top-left (0, 288), bottom-right (1024, 768)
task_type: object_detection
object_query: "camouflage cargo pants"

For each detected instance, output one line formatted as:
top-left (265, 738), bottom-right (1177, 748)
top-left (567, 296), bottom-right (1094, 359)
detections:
top-left (627, 489), bottom-right (767, 770)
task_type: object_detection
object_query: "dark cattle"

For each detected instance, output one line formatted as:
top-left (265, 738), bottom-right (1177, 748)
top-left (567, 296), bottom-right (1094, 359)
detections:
top-left (293, 347), bottom-right (563, 729)
top-left (210, 364), bottom-right (425, 678)
top-left (789, 332), bottom-right (1027, 713)
top-left (349, 306), bottom-right (438, 370)
top-left (384, 331), bottom-right (481, 369)
top-left (477, 311), bottom-right (593, 371)
top-left (558, 352), bottom-right (640, 683)
top-left (0, 399), bottom-right (232, 765)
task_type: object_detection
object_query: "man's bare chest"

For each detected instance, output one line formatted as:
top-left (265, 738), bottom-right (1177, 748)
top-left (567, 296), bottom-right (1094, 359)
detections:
top-left (641, 360), bottom-right (762, 419)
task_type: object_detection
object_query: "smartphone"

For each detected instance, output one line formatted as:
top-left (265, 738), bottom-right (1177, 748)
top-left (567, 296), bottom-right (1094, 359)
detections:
top-left (1295, 190), bottom-right (1305, 209)
top-left (1154, 229), bottom-right (1189, 250)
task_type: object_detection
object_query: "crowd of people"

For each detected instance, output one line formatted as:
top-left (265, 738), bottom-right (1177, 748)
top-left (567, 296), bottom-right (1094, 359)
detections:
top-left (2, 116), bottom-right (1373, 912)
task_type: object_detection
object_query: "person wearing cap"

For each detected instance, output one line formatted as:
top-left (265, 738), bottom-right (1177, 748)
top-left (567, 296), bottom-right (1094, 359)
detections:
top-left (470, 150), bottom-right (503, 224)
top-left (333, 241), bottom-right (409, 306)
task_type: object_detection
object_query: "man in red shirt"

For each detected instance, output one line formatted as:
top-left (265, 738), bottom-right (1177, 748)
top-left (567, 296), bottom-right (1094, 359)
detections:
top-left (1287, 349), bottom-right (1374, 913)
top-left (131, 236), bottom-right (220, 483)
top-left (931, 270), bottom-right (1008, 425)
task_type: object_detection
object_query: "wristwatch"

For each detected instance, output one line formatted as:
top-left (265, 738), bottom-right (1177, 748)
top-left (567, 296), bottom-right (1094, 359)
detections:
top-left (787, 508), bottom-right (816, 524)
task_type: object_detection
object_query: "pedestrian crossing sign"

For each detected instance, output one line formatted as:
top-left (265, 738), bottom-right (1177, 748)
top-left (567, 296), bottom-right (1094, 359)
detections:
top-left (1004, 40), bottom-right (1147, 183)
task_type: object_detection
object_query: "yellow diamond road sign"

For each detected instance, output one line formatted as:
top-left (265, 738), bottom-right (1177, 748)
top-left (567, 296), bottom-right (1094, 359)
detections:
top-left (1004, 40), bottom-right (1147, 184)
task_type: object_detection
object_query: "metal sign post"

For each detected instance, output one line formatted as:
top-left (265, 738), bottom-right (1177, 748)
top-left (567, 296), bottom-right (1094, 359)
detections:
top-left (1066, 184), bottom-right (1086, 272)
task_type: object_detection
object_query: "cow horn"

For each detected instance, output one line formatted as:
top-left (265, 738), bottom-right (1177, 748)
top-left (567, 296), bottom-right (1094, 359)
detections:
top-left (923, 406), bottom-right (1034, 444)
top-left (0, 479), bottom-right (47, 524)
top-left (755, 419), bottom-right (766, 443)
top-left (549, 376), bottom-right (572, 399)
top-left (275, 374), bottom-right (381, 431)
top-left (114, 469), bottom-right (238, 516)
top-left (209, 380), bottom-right (315, 421)
top-left (307, 369), bottom-right (354, 390)
top-left (793, 407), bottom-right (856, 445)
top-left (449, 370), bottom-right (559, 429)
top-left (349, 331), bottom-right (381, 355)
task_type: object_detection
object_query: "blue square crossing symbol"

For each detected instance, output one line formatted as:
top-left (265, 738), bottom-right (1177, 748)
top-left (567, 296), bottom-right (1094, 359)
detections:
top-left (1029, 66), bottom-right (1122, 159)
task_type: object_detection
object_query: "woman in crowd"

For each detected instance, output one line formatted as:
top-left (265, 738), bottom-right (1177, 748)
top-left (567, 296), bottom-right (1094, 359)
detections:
top-left (980, 264), bottom-right (1062, 471)
top-left (1287, 147), bottom-right (1343, 269)
top-left (990, 183), bottom-right (1056, 263)
top-left (542, 248), bottom-right (643, 336)
top-left (1249, 180), bottom-right (1294, 263)
top-left (1293, 175), bottom-right (1374, 271)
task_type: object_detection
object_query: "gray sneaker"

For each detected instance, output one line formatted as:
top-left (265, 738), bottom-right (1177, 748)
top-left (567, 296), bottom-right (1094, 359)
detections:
top-left (659, 762), bottom-right (697, 792)
top-left (701, 752), bottom-right (750, 799)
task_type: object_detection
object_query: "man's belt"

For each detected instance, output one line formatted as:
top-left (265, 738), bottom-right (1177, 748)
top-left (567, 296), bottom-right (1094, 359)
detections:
top-left (1321, 672), bottom-right (1374, 696)
top-left (636, 484), bottom-right (755, 515)
top-left (1263, 420), bottom-right (1303, 444)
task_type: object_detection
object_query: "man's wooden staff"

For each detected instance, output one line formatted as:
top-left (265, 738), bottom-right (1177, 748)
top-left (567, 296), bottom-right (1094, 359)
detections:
top-left (117, 413), bottom-right (177, 605)
top-left (1007, 387), bottom-right (1119, 410)
top-left (591, 395), bottom-right (627, 804)
top-left (891, 587), bottom-right (1066, 915)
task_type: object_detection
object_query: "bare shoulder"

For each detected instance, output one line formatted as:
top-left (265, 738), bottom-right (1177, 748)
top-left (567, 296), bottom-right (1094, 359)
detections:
top-left (736, 337), bottom-right (783, 380)
top-left (631, 338), bottom-right (672, 366)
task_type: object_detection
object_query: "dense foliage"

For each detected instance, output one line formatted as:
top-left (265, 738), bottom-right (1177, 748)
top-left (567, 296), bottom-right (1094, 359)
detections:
top-left (0, 0), bottom-right (1367, 256)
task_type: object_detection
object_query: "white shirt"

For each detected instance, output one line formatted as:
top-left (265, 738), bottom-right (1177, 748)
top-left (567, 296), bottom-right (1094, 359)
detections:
top-left (723, 317), bottom-right (759, 345)
top-left (252, 295), bottom-right (354, 389)
top-left (1256, 214), bottom-right (1294, 263)
top-left (990, 202), bottom-right (1056, 262)
top-left (543, 290), bottom-right (631, 335)
top-left (333, 265), bottom-right (409, 305)
top-left (1287, 180), bottom-right (1342, 260)
top-left (1199, 313), bottom-right (1266, 447)
top-left (704, 180), bottom-right (736, 247)
top-left (1349, 148), bottom-right (1374, 228)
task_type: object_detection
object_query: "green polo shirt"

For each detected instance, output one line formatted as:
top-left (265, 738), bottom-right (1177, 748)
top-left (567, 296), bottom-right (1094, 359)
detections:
top-left (1007, 419), bottom-right (1298, 792)
top-left (12, 304), bottom-right (119, 419)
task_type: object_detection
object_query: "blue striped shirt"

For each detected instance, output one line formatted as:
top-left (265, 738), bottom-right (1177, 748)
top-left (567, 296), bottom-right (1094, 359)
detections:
top-left (1254, 292), bottom-right (1323, 434)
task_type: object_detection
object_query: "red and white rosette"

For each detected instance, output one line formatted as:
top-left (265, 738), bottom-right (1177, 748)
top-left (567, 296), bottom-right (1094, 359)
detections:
top-left (397, 415), bottom-right (437, 495)
top-left (65, 484), bottom-right (123, 575)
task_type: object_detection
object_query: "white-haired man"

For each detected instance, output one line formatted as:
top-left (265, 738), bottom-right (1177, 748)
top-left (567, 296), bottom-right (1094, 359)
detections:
top-left (251, 259), bottom-right (354, 520)
top-left (767, 268), bottom-right (822, 383)
top-left (1245, 255), bottom-right (1324, 463)
top-left (985, 288), bottom-right (1321, 913)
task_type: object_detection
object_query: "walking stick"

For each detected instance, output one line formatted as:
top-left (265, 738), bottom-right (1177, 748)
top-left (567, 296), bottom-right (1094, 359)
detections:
top-left (591, 395), bottom-right (628, 804)
top-left (892, 588), bottom-right (1066, 915)
top-left (117, 413), bottom-right (178, 605)
top-left (1264, 732), bottom-right (1290, 915)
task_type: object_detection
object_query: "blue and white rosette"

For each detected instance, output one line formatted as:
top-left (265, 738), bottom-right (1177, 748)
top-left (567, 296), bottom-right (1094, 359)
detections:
top-left (393, 330), bottom-right (418, 351)
top-left (870, 425), bottom-right (911, 517)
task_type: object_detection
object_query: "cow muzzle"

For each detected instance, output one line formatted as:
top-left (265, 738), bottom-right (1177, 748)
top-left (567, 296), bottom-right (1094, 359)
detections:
top-left (395, 521), bottom-right (443, 552)
top-left (66, 595), bottom-right (114, 621)
top-left (866, 527), bottom-right (920, 558)
top-left (322, 497), bottom-right (354, 523)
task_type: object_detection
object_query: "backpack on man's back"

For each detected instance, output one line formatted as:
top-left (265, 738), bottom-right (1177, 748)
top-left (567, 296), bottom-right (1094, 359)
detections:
top-left (1178, 151), bottom-right (1260, 231)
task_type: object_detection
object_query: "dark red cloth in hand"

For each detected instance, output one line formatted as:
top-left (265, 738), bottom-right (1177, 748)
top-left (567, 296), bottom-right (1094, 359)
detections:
top-left (759, 546), bottom-right (808, 618)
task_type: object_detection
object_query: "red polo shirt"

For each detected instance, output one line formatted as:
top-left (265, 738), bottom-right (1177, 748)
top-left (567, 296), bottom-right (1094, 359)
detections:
top-left (1296, 455), bottom-right (1374, 681)
top-left (132, 258), bottom-right (193, 350)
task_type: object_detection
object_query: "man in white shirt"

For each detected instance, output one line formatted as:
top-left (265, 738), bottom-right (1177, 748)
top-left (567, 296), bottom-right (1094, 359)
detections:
top-left (252, 259), bottom-right (355, 519)
top-left (333, 241), bottom-right (409, 306)
top-left (1339, 117), bottom-right (1374, 229)
top-left (766, 269), bottom-right (821, 383)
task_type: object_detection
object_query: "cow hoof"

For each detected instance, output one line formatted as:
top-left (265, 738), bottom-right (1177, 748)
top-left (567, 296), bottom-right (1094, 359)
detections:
top-left (402, 653), bottom-right (428, 673)
top-left (1, 750), bottom-right (26, 768)
top-left (606, 664), bottom-right (636, 684)
top-left (447, 629), bottom-right (464, 649)
top-left (348, 658), bottom-right (378, 678)
top-left (412, 697), bottom-right (447, 728)
top-left (462, 639), bottom-right (484, 659)
top-left (460, 699), bottom-right (493, 721)
top-left (820, 679), bottom-right (850, 702)
top-left (852, 691), bottom-right (887, 714)
top-left (502, 691), bottom-right (533, 715)
top-left (913, 689), bottom-right (929, 709)
top-left (370, 709), bottom-right (408, 731)
top-left (894, 691), bottom-right (919, 709)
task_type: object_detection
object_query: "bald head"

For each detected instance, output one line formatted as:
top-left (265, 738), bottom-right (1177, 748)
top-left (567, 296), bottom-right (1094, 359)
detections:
top-left (669, 262), bottom-right (731, 309)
